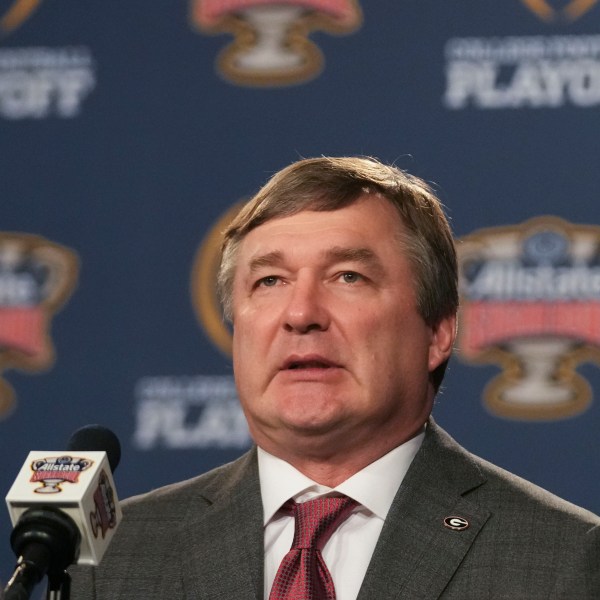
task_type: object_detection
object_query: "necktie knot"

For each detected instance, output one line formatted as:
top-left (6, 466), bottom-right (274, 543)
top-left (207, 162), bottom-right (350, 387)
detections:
top-left (269, 495), bottom-right (358, 600)
top-left (292, 495), bottom-right (358, 550)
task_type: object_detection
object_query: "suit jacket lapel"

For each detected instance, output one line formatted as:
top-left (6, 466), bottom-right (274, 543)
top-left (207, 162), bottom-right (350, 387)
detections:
top-left (182, 448), bottom-right (264, 599)
top-left (357, 420), bottom-right (491, 600)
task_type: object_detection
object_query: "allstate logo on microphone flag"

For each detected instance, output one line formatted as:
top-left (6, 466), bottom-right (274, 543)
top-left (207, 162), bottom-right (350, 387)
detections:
top-left (521, 0), bottom-right (599, 21)
top-left (457, 216), bottom-right (600, 421)
top-left (190, 0), bottom-right (362, 86)
top-left (30, 455), bottom-right (93, 494)
top-left (0, 232), bottom-right (78, 420)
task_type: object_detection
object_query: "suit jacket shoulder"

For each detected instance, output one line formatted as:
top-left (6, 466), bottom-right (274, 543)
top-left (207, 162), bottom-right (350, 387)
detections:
top-left (358, 419), bottom-right (600, 599)
top-left (69, 448), bottom-right (264, 600)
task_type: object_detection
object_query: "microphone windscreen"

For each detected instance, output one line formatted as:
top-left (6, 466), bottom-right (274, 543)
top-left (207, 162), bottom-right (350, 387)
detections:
top-left (67, 425), bottom-right (121, 472)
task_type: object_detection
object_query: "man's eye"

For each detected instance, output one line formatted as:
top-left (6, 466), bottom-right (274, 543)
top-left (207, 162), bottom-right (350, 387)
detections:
top-left (340, 272), bottom-right (362, 284)
top-left (258, 276), bottom-right (279, 287)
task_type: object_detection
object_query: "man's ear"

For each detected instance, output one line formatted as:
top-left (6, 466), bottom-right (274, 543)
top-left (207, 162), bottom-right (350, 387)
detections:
top-left (428, 313), bottom-right (457, 372)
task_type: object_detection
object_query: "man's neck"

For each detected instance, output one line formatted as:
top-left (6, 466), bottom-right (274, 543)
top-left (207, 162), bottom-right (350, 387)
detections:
top-left (257, 423), bottom-right (427, 487)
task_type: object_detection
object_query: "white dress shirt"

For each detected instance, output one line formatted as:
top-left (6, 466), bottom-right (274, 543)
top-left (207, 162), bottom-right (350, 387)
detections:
top-left (258, 431), bottom-right (424, 600)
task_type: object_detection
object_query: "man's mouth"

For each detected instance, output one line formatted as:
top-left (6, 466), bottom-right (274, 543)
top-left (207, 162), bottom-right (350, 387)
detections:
top-left (288, 360), bottom-right (332, 370)
top-left (282, 356), bottom-right (339, 370)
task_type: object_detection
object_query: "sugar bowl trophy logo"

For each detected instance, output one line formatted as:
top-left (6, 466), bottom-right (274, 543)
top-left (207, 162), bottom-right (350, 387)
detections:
top-left (0, 0), bottom-right (44, 35)
top-left (521, 0), bottom-right (598, 21)
top-left (190, 0), bottom-right (362, 86)
top-left (30, 455), bottom-right (92, 494)
top-left (457, 217), bottom-right (600, 420)
top-left (0, 233), bottom-right (78, 419)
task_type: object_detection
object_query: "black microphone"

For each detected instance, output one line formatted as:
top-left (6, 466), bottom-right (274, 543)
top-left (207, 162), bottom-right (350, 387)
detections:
top-left (4, 425), bottom-right (123, 600)
top-left (67, 425), bottom-right (121, 472)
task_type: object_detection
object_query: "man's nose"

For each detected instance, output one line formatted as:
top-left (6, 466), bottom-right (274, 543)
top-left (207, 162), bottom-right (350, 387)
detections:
top-left (282, 277), bottom-right (330, 334)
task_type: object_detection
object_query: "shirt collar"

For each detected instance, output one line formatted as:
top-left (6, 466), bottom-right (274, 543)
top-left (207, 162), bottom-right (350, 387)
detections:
top-left (258, 430), bottom-right (425, 525)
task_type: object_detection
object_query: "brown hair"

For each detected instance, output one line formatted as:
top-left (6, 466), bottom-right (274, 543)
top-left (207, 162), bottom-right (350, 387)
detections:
top-left (218, 156), bottom-right (458, 388)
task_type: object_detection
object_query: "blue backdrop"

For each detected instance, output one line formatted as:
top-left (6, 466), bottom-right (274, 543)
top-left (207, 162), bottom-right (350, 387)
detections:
top-left (2, 0), bottom-right (600, 582)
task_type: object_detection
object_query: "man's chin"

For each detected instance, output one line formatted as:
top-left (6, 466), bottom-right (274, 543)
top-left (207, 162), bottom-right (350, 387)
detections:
top-left (284, 419), bottom-right (342, 437)
top-left (276, 412), bottom-right (362, 453)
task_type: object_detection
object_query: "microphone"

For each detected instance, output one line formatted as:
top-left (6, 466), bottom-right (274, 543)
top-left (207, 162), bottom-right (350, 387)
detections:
top-left (4, 425), bottom-right (123, 599)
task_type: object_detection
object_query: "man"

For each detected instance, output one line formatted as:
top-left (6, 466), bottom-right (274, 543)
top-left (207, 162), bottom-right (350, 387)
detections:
top-left (70, 156), bottom-right (600, 599)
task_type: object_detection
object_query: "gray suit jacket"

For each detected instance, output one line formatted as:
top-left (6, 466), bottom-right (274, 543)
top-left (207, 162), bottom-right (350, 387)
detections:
top-left (68, 420), bottom-right (600, 598)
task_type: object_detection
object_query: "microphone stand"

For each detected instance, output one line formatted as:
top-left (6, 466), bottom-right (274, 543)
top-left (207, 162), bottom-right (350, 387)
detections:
top-left (4, 507), bottom-right (80, 600)
top-left (46, 568), bottom-right (71, 600)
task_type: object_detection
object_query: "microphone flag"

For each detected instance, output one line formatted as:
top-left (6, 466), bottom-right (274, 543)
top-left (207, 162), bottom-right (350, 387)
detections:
top-left (5, 449), bottom-right (122, 565)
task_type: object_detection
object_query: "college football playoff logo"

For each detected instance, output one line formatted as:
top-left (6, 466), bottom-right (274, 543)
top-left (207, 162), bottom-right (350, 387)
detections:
top-left (190, 0), bottom-right (362, 86)
top-left (521, 0), bottom-right (598, 21)
top-left (457, 216), bottom-right (600, 420)
top-left (0, 233), bottom-right (78, 418)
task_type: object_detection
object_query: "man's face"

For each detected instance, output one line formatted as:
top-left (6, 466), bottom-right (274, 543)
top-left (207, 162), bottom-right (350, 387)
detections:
top-left (231, 194), bottom-right (455, 463)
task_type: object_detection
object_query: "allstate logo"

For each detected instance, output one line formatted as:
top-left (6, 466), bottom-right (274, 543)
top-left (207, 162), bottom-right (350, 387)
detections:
top-left (0, 0), bottom-right (44, 36)
top-left (0, 233), bottom-right (78, 419)
top-left (457, 216), bottom-right (600, 420)
top-left (30, 455), bottom-right (92, 493)
top-left (521, 0), bottom-right (598, 21)
top-left (190, 0), bottom-right (362, 86)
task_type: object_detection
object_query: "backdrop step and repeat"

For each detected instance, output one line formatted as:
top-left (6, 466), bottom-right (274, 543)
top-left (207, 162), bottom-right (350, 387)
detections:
top-left (2, 0), bottom-right (600, 580)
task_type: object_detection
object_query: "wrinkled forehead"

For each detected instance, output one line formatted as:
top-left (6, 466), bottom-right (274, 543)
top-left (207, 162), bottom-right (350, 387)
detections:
top-left (233, 198), bottom-right (410, 272)
top-left (233, 189), bottom-right (399, 242)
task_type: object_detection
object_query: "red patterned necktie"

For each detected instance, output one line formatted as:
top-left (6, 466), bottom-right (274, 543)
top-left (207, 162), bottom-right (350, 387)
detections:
top-left (269, 495), bottom-right (358, 600)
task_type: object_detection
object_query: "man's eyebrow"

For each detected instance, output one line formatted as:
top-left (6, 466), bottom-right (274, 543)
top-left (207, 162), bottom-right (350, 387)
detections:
top-left (248, 251), bottom-right (284, 273)
top-left (247, 247), bottom-right (383, 272)
top-left (323, 246), bottom-right (380, 266)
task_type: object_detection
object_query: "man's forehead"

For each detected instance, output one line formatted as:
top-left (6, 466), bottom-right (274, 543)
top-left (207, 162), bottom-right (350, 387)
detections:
top-left (245, 199), bottom-right (403, 241)
top-left (233, 199), bottom-right (408, 271)
top-left (245, 246), bottom-right (381, 272)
